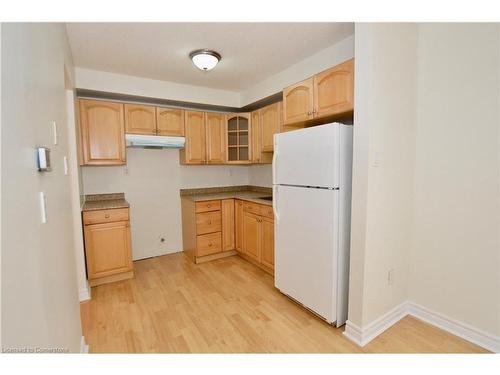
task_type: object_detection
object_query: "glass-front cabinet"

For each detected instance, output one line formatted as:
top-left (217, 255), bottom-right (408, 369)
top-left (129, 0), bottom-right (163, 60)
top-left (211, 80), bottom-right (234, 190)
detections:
top-left (226, 113), bottom-right (251, 164)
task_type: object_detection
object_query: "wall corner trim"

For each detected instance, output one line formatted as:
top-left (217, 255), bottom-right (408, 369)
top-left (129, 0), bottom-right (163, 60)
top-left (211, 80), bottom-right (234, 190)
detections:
top-left (343, 301), bottom-right (499, 353)
top-left (80, 336), bottom-right (89, 353)
top-left (78, 280), bottom-right (91, 302)
top-left (343, 301), bottom-right (409, 347)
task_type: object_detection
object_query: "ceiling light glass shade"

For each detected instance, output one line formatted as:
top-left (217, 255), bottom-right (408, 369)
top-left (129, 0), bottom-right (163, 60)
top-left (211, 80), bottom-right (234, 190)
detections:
top-left (189, 49), bottom-right (221, 71)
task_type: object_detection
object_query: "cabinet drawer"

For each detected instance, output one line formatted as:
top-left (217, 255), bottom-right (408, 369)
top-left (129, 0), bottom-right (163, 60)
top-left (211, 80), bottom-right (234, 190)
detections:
top-left (83, 208), bottom-right (129, 225)
top-left (197, 232), bottom-right (222, 257)
top-left (242, 201), bottom-right (262, 216)
top-left (260, 205), bottom-right (275, 220)
top-left (195, 200), bottom-right (221, 213)
top-left (196, 211), bottom-right (222, 235)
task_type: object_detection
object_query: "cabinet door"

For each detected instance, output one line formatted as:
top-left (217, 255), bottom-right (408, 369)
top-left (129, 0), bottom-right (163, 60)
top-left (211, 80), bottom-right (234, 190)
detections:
top-left (261, 217), bottom-right (275, 269)
top-left (84, 221), bottom-right (132, 279)
top-left (250, 110), bottom-right (261, 163)
top-left (182, 111), bottom-right (206, 164)
top-left (226, 113), bottom-right (251, 164)
top-left (157, 107), bottom-right (185, 136)
top-left (261, 102), bottom-right (282, 152)
top-left (313, 59), bottom-right (354, 118)
top-left (242, 211), bottom-right (261, 262)
top-left (206, 112), bottom-right (226, 164)
top-left (282, 77), bottom-right (314, 125)
top-left (79, 99), bottom-right (126, 165)
top-left (221, 199), bottom-right (235, 251)
top-left (235, 200), bottom-right (243, 252)
top-left (124, 104), bottom-right (156, 135)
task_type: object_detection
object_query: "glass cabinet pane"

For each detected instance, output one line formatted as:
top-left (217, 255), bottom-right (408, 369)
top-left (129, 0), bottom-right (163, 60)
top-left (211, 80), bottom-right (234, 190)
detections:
top-left (239, 131), bottom-right (248, 146)
top-left (227, 117), bottom-right (238, 131)
top-left (239, 147), bottom-right (248, 160)
top-left (228, 148), bottom-right (238, 161)
top-left (238, 117), bottom-right (248, 131)
top-left (228, 132), bottom-right (238, 146)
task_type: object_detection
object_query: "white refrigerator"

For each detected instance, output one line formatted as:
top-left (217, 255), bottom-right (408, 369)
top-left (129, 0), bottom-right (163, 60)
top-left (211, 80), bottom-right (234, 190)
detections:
top-left (273, 123), bottom-right (353, 326)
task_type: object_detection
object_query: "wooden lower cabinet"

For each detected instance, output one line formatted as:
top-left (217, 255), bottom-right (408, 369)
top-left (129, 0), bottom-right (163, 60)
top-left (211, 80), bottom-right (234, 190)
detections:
top-left (83, 208), bottom-right (133, 286)
top-left (242, 211), bottom-right (261, 262)
top-left (221, 199), bottom-right (235, 251)
top-left (235, 199), bottom-right (244, 251)
top-left (239, 201), bottom-right (275, 274)
top-left (261, 217), bottom-right (275, 269)
top-left (182, 198), bottom-right (236, 263)
top-left (181, 197), bottom-right (274, 273)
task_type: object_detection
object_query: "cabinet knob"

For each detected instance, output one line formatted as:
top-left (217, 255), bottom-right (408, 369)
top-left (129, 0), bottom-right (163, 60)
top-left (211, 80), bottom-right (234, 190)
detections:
top-left (307, 111), bottom-right (312, 116)
top-left (207, 204), bottom-right (211, 208)
top-left (207, 220), bottom-right (212, 225)
top-left (104, 214), bottom-right (110, 218)
top-left (208, 243), bottom-right (212, 247)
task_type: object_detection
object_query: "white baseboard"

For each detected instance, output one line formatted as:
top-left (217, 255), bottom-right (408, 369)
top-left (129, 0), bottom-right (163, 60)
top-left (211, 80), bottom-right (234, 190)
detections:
top-left (343, 300), bottom-right (499, 353)
top-left (343, 301), bottom-right (409, 347)
top-left (408, 302), bottom-right (500, 353)
top-left (78, 280), bottom-right (91, 302)
top-left (80, 336), bottom-right (89, 353)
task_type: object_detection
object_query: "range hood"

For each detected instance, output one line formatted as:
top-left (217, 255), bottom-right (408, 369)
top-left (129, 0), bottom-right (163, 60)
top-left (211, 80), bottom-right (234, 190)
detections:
top-left (125, 134), bottom-right (185, 149)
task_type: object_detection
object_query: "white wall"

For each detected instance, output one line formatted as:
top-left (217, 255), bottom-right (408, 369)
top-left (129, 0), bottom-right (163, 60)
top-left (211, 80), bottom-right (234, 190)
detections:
top-left (1, 23), bottom-right (82, 352)
top-left (348, 23), bottom-right (418, 327)
top-left (240, 35), bottom-right (354, 106)
top-left (349, 22), bottom-right (500, 345)
top-left (410, 23), bottom-right (500, 337)
top-left (75, 67), bottom-right (241, 107)
top-left (248, 165), bottom-right (273, 188)
top-left (81, 148), bottom-right (250, 260)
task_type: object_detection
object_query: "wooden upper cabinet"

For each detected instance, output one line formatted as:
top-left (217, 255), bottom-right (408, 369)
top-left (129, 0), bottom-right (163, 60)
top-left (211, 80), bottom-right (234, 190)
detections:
top-left (226, 113), bottom-right (251, 164)
top-left (79, 99), bottom-right (126, 165)
top-left (282, 77), bottom-right (314, 125)
top-left (221, 199), bottom-right (235, 251)
top-left (251, 110), bottom-right (261, 163)
top-left (181, 110), bottom-right (206, 164)
top-left (124, 104), bottom-right (156, 135)
top-left (206, 112), bottom-right (226, 164)
top-left (157, 107), bottom-right (185, 136)
top-left (260, 102), bottom-right (282, 152)
top-left (314, 58), bottom-right (354, 118)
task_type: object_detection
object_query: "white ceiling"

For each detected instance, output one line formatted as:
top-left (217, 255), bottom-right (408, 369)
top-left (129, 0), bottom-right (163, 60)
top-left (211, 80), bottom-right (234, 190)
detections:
top-left (66, 23), bottom-right (354, 91)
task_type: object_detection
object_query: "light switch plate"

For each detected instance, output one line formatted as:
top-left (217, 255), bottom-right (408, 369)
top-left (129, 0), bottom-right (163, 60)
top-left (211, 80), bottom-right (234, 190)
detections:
top-left (39, 191), bottom-right (47, 223)
top-left (63, 156), bottom-right (68, 175)
top-left (52, 121), bottom-right (58, 145)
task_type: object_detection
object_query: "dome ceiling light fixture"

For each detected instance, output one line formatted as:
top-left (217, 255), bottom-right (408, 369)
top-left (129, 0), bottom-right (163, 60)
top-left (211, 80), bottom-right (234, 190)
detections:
top-left (189, 49), bottom-right (221, 71)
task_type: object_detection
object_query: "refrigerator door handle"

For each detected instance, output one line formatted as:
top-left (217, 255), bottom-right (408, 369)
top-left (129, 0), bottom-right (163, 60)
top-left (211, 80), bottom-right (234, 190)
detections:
top-left (273, 185), bottom-right (279, 221)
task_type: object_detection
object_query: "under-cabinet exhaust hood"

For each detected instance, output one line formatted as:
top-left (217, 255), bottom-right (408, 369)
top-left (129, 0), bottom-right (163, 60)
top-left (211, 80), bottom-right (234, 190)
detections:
top-left (125, 134), bottom-right (185, 149)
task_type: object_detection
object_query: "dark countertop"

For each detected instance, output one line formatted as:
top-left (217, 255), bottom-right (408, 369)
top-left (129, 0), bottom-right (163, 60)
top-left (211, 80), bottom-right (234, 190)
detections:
top-left (180, 185), bottom-right (273, 206)
top-left (81, 193), bottom-right (130, 212)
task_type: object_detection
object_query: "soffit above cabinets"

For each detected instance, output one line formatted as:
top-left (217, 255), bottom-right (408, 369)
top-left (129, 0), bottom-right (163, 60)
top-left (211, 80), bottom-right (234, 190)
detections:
top-left (66, 22), bottom-right (354, 91)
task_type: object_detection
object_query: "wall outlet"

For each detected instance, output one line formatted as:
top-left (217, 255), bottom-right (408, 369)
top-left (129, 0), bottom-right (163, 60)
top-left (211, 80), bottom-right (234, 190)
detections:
top-left (387, 269), bottom-right (394, 286)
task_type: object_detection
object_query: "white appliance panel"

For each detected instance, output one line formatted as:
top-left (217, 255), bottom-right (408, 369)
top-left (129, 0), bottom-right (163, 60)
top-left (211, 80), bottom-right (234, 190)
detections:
top-left (274, 185), bottom-right (339, 323)
top-left (273, 125), bottom-right (340, 188)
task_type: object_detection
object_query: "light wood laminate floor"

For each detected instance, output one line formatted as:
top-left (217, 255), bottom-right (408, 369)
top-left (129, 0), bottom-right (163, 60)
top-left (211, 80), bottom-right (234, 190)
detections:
top-left (80, 253), bottom-right (487, 353)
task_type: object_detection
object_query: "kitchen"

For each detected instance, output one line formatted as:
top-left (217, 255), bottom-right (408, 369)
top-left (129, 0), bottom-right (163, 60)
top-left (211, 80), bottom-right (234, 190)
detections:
top-left (2, 20), bottom-right (498, 357)
top-left (77, 52), bottom-right (355, 328)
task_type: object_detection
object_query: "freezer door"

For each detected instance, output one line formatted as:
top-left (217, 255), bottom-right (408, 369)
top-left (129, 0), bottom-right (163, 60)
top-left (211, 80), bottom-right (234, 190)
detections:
top-left (273, 124), bottom-right (340, 188)
top-left (274, 185), bottom-right (339, 323)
